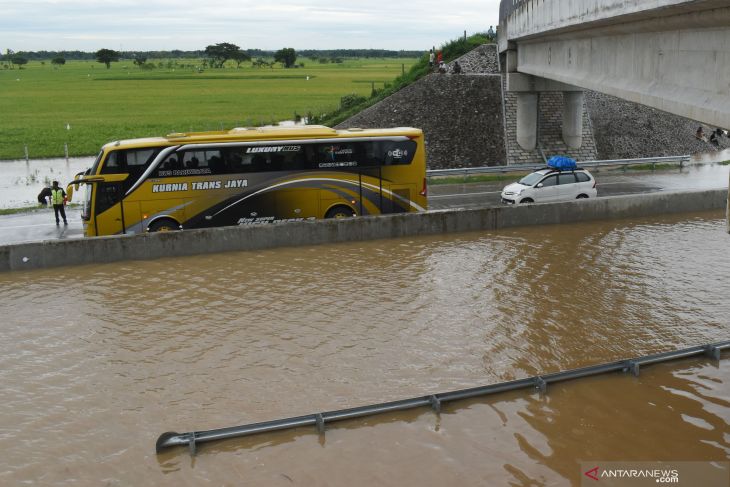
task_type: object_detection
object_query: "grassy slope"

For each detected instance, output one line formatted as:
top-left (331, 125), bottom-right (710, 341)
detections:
top-left (0, 57), bottom-right (416, 159)
top-left (315, 33), bottom-right (491, 127)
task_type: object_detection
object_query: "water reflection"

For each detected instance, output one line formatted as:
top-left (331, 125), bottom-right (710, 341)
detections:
top-left (0, 211), bottom-right (728, 485)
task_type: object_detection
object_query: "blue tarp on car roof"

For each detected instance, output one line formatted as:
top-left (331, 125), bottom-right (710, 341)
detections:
top-left (547, 156), bottom-right (577, 171)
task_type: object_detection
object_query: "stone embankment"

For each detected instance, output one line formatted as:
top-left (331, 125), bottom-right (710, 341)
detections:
top-left (337, 45), bottom-right (505, 169)
top-left (586, 91), bottom-right (730, 159)
top-left (443, 44), bottom-right (499, 74)
top-left (338, 43), bottom-right (728, 168)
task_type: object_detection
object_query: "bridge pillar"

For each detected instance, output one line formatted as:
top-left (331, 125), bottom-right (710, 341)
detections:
top-left (562, 92), bottom-right (584, 149)
top-left (508, 73), bottom-right (585, 151)
top-left (516, 93), bottom-right (538, 150)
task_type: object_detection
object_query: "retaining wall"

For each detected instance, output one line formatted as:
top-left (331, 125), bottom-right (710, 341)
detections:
top-left (1, 189), bottom-right (726, 273)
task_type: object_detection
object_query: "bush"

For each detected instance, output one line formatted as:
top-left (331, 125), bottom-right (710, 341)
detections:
top-left (340, 93), bottom-right (367, 109)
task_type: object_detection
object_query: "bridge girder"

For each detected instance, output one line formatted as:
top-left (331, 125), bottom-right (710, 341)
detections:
top-left (500, 0), bottom-right (730, 130)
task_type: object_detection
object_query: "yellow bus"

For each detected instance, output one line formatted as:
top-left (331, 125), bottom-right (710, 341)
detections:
top-left (69, 125), bottom-right (428, 237)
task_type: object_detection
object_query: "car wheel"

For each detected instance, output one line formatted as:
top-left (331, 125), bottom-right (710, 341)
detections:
top-left (519, 198), bottom-right (534, 204)
top-left (147, 218), bottom-right (179, 232)
top-left (576, 194), bottom-right (589, 199)
top-left (325, 205), bottom-right (355, 219)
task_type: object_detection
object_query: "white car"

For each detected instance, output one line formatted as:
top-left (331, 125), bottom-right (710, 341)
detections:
top-left (501, 168), bottom-right (597, 204)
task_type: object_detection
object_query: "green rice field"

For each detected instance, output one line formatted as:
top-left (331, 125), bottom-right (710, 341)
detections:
top-left (0, 57), bottom-right (418, 160)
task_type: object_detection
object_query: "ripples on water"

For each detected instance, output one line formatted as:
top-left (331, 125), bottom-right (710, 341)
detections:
top-left (0, 211), bottom-right (728, 485)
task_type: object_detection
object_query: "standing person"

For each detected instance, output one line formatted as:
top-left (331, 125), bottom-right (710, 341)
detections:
top-left (436, 51), bottom-right (443, 66)
top-left (50, 181), bottom-right (68, 226)
top-left (428, 49), bottom-right (435, 70)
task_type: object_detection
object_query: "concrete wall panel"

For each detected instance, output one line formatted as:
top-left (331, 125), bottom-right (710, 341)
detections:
top-left (1, 189), bottom-right (726, 273)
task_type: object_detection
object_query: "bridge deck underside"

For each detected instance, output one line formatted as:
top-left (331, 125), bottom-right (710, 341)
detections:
top-left (503, 1), bottom-right (730, 129)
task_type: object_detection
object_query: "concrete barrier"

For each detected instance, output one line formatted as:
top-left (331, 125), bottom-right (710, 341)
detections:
top-left (1, 189), bottom-right (726, 273)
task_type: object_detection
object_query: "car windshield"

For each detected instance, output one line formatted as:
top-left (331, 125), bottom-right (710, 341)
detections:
top-left (518, 172), bottom-right (545, 186)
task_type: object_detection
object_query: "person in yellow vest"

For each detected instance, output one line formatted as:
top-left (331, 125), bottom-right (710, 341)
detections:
top-left (50, 180), bottom-right (68, 226)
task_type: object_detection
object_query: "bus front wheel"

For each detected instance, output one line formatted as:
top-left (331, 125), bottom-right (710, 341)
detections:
top-left (325, 206), bottom-right (355, 219)
top-left (147, 218), bottom-right (180, 232)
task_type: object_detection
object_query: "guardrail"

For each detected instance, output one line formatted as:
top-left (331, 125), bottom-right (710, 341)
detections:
top-left (156, 340), bottom-right (728, 456)
top-left (426, 155), bottom-right (691, 178)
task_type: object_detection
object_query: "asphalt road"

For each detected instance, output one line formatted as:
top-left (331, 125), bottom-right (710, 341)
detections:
top-left (0, 207), bottom-right (85, 245)
top-left (428, 164), bottom-right (729, 209)
top-left (0, 165), bottom-right (727, 246)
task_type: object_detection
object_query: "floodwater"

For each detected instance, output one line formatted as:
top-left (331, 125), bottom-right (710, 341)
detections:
top-left (0, 157), bottom-right (93, 209)
top-left (1, 211), bottom-right (729, 486)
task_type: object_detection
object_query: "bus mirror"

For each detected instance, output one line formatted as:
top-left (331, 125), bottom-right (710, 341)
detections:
top-left (73, 173), bottom-right (80, 192)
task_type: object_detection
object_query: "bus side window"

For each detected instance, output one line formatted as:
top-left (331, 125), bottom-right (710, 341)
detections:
top-left (269, 154), bottom-right (283, 171)
top-left (207, 151), bottom-right (224, 174)
top-left (183, 151), bottom-right (204, 169)
top-left (303, 145), bottom-right (320, 169)
top-left (101, 151), bottom-right (125, 174)
top-left (352, 142), bottom-right (367, 164)
top-left (281, 151), bottom-right (306, 171)
top-left (251, 155), bottom-right (267, 171)
top-left (227, 151), bottom-right (246, 172)
top-left (101, 148), bottom-right (157, 175)
top-left (161, 156), bottom-right (179, 170)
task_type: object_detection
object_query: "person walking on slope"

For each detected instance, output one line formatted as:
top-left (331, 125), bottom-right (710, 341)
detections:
top-left (50, 180), bottom-right (68, 225)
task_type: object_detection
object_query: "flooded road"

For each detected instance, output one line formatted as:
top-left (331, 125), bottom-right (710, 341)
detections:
top-left (0, 157), bottom-right (92, 209)
top-left (1, 156), bottom-right (729, 246)
top-left (1, 210), bottom-right (728, 485)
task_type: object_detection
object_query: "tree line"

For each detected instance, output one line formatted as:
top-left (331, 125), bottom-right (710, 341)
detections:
top-left (2, 44), bottom-right (423, 69)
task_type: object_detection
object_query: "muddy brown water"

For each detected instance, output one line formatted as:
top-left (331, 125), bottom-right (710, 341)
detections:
top-left (1, 210), bottom-right (728, 486)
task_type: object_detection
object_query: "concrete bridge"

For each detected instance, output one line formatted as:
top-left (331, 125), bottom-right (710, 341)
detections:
top-left (498, 0), bottom-right (730, 151)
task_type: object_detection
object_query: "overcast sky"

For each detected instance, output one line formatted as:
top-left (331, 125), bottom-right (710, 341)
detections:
top-left (0, 0), bottom-right (502, 52)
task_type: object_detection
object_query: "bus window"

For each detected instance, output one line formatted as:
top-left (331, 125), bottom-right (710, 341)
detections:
top-left (224, 149), bottom-right (250, 173)
top-left (95, 182), bottom-right (122, 216)
top-left (89, 150), bottom-right (104, 175)
top-left (101, 151), bottom-right (125, 174)
top-left (101, 149), bottom-right (158, 175)
top-left (305, 140), bottom-right (416, 169)
top-left (154, 150), bottom-right (218, 177)
top-left (161, 154), bottom-right (184, 171)
top-left (207, 151), bottom-right (225, 174)
top-left (380, 140), bottom-right (416, 165)
top-left (314, 143), bottom-right (357, 168)
top-left (182, 151), bottom-right (207, 169)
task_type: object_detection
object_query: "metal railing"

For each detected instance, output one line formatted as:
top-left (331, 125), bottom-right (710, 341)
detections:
top-left (426, 155), bottom-right (691, 178)
top-left (156, 340), bottom-right (728, 456)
